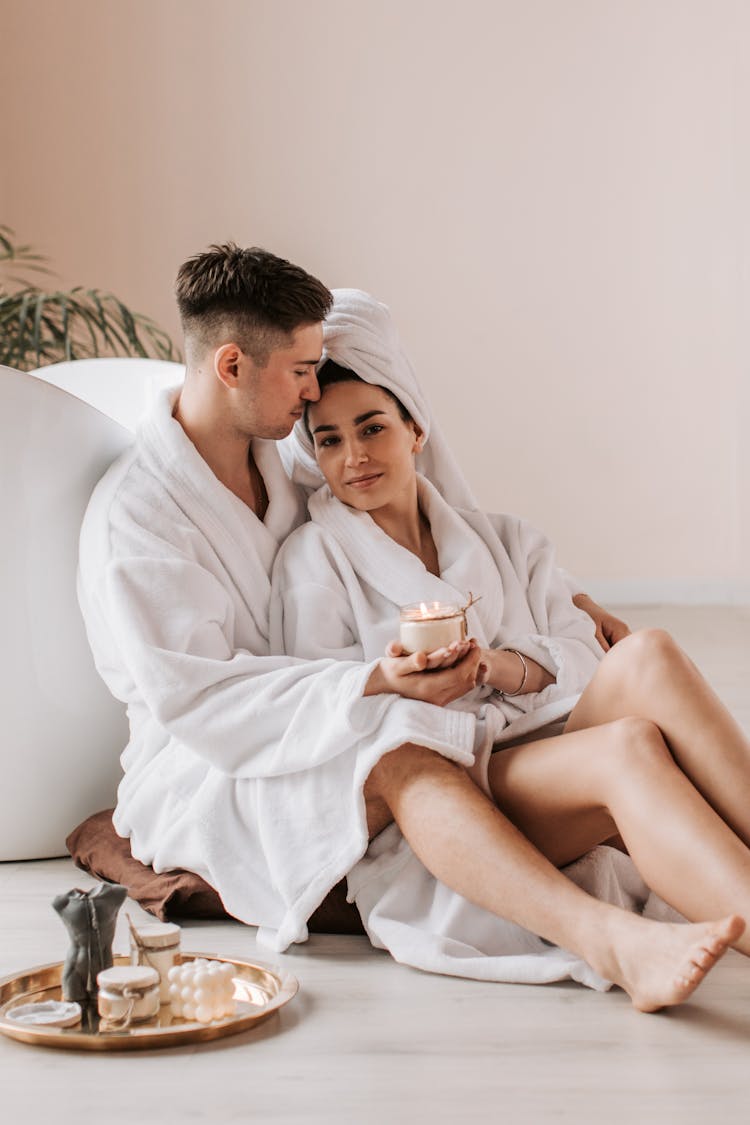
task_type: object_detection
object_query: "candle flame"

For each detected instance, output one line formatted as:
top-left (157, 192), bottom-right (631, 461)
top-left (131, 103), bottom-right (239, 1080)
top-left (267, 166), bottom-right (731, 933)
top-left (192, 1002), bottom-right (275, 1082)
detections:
top-left (401, 600), bottom-right (462, 622)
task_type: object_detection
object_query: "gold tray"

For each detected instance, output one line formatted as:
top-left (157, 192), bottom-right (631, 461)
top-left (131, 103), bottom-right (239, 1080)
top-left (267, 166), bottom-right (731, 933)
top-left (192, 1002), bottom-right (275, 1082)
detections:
top-left (0, 953), bottom-right (298, 1051)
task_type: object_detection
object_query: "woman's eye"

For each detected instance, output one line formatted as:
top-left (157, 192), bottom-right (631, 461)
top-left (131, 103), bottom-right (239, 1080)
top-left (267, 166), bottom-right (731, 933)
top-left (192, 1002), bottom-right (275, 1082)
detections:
top-left (317, 435), bottom-right (339, 448)
top-left (363, 424), bottom-right (384, 436)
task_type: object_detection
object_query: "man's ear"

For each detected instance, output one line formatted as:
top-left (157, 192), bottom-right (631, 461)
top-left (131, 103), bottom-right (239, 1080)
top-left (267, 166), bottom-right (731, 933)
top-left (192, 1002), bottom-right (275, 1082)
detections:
top-left (214, 343), bottom-right (243, 389)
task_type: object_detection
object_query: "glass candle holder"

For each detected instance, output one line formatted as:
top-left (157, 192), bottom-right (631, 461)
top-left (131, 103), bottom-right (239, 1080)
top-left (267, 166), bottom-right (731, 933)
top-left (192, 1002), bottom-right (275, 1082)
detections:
top-left (399, 601), bottom-right (467, 654)
top-left (97, 965), bottom-right (160, 1027)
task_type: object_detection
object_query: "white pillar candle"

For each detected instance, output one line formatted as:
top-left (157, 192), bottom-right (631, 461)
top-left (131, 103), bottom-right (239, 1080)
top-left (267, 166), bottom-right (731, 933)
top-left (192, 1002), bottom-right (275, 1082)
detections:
top-left (97, 965), bottom-right (160, 1025)
top-left (399, 602), bottom-right (466, 654)
top-left (129, 921), bottom-right (181, 1002)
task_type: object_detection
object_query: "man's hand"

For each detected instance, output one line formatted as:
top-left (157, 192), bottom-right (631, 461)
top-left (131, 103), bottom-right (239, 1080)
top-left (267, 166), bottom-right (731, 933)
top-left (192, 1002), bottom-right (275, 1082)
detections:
top-left (364, 640), bottom-right (483, 706)
top-left (572, 593), bottom-right (631, 652)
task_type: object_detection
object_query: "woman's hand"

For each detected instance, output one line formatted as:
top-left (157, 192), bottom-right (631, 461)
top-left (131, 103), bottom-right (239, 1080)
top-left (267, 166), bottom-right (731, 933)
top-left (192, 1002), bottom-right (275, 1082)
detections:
top-left (475, 648), bottom-right (555, 694)
top-left (394, 638), bottom-right (475, 671)
top-left (572, 593), bottom-right (631, 652)
top-left (364, 640), bottom-right (483, 706)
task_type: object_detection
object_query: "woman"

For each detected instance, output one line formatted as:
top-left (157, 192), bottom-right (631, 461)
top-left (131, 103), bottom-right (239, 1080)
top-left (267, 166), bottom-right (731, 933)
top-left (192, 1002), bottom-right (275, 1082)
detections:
top-left (272, 290), bottom-right (748, 1010)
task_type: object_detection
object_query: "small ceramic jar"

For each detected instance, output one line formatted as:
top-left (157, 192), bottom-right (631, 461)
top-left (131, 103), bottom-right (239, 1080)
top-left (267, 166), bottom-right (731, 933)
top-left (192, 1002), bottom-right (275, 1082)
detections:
top-left (129, 921), bottom-right (181, 1002)
top-left (97, 965), bottom-right (160, 1027)
top-left (7, 1000), bottom-right (82, 1028)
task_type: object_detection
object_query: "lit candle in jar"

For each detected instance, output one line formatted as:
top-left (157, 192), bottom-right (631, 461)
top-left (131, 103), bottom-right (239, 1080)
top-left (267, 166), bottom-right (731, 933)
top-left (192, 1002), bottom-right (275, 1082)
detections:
top-left (399, 601), bottom-right (467, 654)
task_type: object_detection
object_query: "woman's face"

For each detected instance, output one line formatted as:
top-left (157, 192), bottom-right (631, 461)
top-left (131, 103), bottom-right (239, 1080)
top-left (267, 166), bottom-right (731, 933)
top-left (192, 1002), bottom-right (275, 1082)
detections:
top-left (307, 380), bottom-right (422, 513)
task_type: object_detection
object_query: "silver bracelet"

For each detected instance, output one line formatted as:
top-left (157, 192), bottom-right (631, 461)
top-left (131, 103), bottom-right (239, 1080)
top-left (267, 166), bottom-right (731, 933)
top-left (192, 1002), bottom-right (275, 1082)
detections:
top-left (499, 648), bottom-right (528, 697)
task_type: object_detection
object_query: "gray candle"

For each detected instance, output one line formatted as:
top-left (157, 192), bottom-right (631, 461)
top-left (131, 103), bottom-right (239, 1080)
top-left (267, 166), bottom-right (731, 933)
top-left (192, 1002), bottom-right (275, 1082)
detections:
top-left (52, 883), bottom-right (128, 1003)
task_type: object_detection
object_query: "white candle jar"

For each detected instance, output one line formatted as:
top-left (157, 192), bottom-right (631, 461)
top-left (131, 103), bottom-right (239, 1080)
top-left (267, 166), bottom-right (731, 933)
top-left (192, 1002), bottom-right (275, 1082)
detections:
top-left (129, 921), bottom-right (181, 1002)
top-left (97, 965), bottom-right (160, 1026)
top-left (399, 602), bottom-right (467, 654)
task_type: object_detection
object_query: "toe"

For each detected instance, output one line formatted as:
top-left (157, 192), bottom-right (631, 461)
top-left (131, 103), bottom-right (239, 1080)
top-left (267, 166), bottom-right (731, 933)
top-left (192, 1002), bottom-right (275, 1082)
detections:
top-left (690, 947), bottom-right (715, 971)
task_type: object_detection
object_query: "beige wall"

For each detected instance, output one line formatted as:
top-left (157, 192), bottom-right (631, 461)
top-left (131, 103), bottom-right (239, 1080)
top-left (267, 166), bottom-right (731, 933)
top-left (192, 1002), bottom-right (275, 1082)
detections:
top-left (4, 0), bottom-right (748, 599)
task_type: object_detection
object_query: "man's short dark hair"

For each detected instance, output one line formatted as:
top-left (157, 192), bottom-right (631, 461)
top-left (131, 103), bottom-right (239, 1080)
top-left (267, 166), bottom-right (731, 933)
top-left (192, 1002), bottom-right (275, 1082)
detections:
top-left (175, 243), bottom-right (333, 365)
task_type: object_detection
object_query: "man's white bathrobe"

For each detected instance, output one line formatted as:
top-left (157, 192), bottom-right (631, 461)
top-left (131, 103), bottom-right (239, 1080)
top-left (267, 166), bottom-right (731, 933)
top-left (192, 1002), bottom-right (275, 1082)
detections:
top-left (77, 388), bottom-right (478, 952)
top-left (270, 477), bottom-right (665, 988)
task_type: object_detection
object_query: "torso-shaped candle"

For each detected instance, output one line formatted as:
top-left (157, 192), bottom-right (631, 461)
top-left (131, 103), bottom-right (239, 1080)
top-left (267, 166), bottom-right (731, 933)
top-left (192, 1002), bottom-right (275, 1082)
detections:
top-left (52, 883), bottom-right (128, 1003)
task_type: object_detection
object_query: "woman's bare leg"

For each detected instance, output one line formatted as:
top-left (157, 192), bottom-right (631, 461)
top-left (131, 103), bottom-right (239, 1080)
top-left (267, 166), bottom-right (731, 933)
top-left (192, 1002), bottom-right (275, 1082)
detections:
top-left (487, 716), bottom-right (750, 954)
top-left (366, 743), bottom-right (743, 1012)
top-left (566, 628), bottom-right (750, 842)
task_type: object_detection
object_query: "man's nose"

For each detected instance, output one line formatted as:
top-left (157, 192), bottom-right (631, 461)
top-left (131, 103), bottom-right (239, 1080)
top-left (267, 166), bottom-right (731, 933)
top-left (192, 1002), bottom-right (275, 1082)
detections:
top-left (300, 370), bottom-right (320, 402)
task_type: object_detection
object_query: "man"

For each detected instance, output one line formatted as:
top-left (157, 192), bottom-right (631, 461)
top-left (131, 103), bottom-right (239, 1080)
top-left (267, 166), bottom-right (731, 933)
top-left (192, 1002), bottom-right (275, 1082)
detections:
top-left (79, 243), bottom-right (482, 950)
top-left (80, 244), bottom-right (727, 1009)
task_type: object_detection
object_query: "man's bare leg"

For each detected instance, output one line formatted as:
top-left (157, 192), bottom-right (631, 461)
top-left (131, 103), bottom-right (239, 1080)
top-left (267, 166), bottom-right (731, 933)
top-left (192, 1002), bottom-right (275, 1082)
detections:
top-left (566, 628), bottom-right (750, 843)
top-left (365, 744), bottom-right (743, 1012)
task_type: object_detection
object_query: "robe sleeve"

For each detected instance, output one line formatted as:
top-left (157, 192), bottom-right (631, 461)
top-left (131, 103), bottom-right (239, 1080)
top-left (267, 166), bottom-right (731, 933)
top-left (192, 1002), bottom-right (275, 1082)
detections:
top-left (559, 568), bottom-right (584, 598)
top-left (87, 520), bottom-right (475, 782)
top-left (269, 524), bottom-right (393, 665)
top-left (485, 513), bottom-right (603, 696)
top-left (269, 535), bottom-right (364, 663)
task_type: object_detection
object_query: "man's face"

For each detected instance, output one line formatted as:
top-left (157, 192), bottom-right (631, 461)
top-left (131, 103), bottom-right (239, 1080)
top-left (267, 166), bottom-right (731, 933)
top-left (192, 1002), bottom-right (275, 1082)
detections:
top-left (237, 322), bottom-right (323, 439)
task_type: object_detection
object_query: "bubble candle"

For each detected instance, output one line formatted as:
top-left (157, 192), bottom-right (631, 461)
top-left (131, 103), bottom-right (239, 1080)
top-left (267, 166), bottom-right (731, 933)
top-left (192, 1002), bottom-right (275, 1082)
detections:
top-left (167, 959), bottom-right (236, 1023)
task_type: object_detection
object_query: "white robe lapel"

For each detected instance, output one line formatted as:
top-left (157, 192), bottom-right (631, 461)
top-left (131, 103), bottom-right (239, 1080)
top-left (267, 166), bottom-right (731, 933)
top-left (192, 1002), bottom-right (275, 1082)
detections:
top-left (307, 476), bottom-right (505, 648)
top-left (253, 437), bottom-right (308, 549)
top-left (417, 478), bottom-right (505, 645)
top-left (139, 391), bottom-right (306, 646)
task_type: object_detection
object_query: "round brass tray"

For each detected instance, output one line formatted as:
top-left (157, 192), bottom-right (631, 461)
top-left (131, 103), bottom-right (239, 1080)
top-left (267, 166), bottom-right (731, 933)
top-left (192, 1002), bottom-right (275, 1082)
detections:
top-left (0, 953), bottom-right (298, 1051)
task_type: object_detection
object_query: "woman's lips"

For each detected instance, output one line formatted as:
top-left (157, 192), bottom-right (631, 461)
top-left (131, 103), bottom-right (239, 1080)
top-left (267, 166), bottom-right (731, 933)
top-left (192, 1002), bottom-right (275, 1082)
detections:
top-left (345, 473), bottom-right (383, 489)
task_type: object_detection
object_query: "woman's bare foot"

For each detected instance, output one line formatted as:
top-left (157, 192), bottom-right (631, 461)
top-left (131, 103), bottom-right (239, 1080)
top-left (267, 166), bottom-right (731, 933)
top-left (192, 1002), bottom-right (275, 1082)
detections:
top-left (595, 913), bottom-right (745, 1012)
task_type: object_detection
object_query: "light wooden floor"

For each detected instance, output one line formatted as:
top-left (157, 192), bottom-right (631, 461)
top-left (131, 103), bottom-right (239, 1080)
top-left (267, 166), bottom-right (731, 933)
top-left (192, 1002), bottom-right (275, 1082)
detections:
top-left (1, 607), bottom-right (749, 1124)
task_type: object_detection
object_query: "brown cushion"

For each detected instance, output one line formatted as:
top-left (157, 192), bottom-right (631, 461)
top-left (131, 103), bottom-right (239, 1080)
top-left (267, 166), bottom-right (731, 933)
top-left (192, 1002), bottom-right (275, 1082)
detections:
top-left (66, 810), bottom-right (364, 936)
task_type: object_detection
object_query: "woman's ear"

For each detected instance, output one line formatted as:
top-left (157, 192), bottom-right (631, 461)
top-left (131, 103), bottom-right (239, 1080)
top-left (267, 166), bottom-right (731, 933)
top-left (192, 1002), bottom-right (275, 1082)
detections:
top-left (412, 423), bottom-right (425, 453)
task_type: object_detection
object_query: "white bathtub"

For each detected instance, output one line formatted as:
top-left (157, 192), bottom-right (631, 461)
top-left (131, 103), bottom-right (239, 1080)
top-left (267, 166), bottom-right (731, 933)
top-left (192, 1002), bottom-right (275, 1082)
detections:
top-left (31, 357), bottom-right (185, 433)
top-left (0, 359), bottom-right (182, 859)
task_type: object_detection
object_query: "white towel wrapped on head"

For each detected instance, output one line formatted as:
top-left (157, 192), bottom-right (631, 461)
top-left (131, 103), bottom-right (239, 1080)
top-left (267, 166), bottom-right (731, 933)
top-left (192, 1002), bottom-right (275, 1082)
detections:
top-left (278, 288), bottom-right (479, 511)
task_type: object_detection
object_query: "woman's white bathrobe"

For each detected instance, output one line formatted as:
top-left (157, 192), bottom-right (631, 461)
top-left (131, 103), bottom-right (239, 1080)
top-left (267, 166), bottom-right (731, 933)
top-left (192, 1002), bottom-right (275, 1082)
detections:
top-left (270, 477), bottom-right (663, 988)
top-left (77, 388), bottom-right (478, 952)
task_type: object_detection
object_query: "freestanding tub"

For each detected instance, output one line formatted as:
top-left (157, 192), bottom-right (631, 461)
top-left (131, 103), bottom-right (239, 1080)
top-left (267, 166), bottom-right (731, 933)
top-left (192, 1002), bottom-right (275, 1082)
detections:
top-left (31, 357), bottom-right (185, 433)
top-left (0, 362), bottom-right (176, 859)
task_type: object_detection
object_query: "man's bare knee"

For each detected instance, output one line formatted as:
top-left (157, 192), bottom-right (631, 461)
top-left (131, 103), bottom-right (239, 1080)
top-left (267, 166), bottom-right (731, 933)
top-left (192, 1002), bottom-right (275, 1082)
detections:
top-left (364, 744), bottom-right (460, 840)
top-left (368, 742), bottom-right (458, 795)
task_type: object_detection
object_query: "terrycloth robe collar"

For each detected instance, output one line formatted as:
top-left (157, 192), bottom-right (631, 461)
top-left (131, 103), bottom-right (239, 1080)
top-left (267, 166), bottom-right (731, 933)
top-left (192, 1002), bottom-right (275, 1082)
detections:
top-left (138, 387), bottom-right (307, 646)
top-left (307, 475), bottom-right (506, 650)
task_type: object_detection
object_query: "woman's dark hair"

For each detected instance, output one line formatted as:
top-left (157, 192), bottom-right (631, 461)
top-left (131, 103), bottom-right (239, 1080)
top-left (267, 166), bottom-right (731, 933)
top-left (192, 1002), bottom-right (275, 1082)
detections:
top-left (305, 358), bottom-right (413, 438)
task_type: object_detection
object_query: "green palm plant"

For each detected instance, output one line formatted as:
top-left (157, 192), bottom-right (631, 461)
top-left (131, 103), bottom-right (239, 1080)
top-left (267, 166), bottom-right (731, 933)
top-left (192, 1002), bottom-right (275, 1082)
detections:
top-left (0, 226), bottom-right (181, 370)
